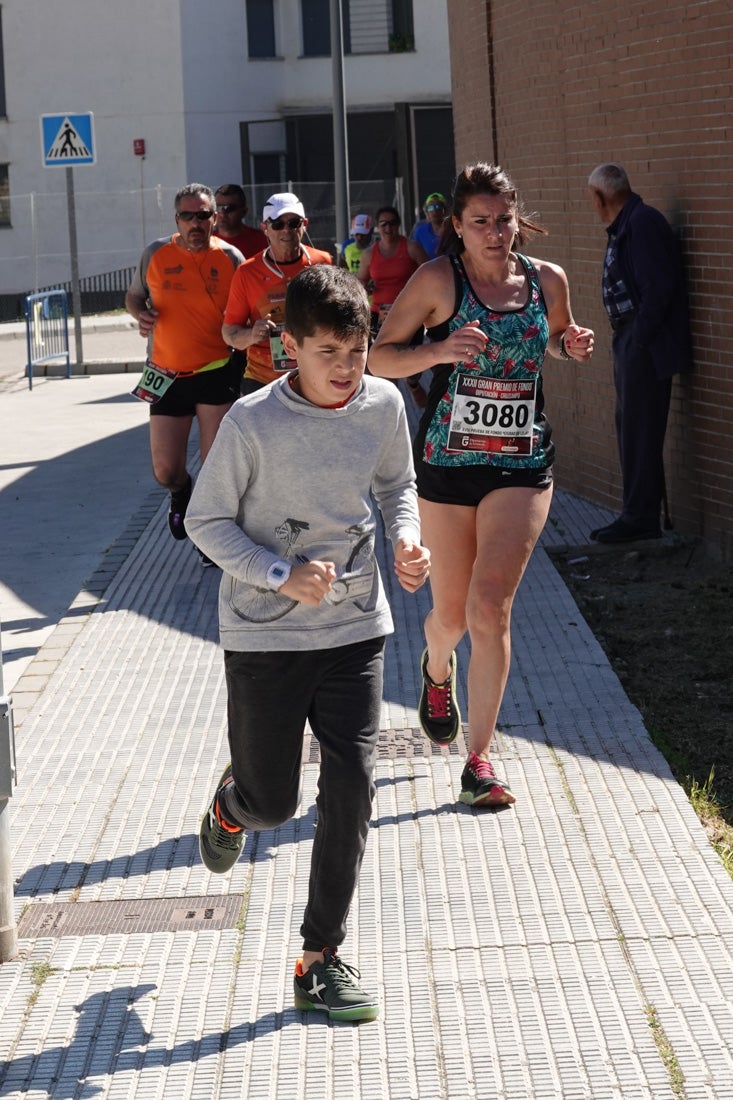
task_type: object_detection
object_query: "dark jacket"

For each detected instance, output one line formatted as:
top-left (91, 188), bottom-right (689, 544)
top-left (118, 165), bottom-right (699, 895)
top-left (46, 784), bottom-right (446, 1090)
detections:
top-left (608, 193), bottom-right (692, 379)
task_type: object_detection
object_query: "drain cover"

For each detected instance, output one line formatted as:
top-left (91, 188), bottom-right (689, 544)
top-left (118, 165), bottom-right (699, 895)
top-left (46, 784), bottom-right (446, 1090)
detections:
top-left (18, 894), bottom-right (243, 938)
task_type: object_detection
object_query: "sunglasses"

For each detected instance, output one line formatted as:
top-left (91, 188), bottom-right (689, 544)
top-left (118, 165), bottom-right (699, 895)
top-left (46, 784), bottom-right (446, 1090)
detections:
top-left (426, 203), bottom-right (444, 212)
top-left (216, 203), bottom-right (243, 213)
top-left (176, 210), bottom-right (215, 222)
top-left (268, 216), bottom-right (304, 230)
top-left (378, 219), bottom-right (399, 228)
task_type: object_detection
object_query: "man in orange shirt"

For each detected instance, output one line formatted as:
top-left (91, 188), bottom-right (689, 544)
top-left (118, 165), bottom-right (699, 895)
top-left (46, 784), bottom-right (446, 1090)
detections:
top-left (223, 192), bottom-right (332, 396)
top-left (125, 183), bottom-right (243, 561)
top-left (214, 184), bottom-right (267, 258)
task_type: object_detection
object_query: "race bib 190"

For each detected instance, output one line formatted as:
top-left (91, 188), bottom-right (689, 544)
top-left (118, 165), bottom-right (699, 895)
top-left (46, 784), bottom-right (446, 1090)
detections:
top-left (132, 363), bottom-right (178, 404)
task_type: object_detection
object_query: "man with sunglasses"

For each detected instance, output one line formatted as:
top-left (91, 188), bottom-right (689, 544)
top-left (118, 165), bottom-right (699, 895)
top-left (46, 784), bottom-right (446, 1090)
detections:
top-left (214, 184), bottom-right (266, 259)
top-left (410, 192), bottom-right (448, 260)
top-left (125, 183), bottom-right (244, 561)
top-left (222, 192), bottom-right (332, 395)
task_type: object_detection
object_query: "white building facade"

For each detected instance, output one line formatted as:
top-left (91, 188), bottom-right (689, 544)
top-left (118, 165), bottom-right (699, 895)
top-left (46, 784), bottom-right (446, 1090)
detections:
top-left (0, 0), bottom-right (453, 302)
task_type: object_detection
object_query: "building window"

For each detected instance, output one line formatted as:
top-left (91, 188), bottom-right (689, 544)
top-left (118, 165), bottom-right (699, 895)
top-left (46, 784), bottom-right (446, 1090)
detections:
top-left (252, 153), bottom-right (285, 190)
top-left (339, 0), bottom-right (413, 56)
top-left (299, 0), bottom-right (412, 57)
top-left (246, 0), bottom-right (277, 58)
top-left (389, 0), bottom-right (414, 52)
top-left (301, 0), bottom-right (351, 57)
top-left (0, 7), bottom-right (6, 117)
top-left (0, 165), bottom-right (10, 226)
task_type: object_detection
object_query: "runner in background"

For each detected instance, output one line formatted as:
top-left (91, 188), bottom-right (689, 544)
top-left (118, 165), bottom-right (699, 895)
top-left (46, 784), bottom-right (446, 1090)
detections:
top-left (222, 192), bottom-right (332, 396)
top-left (411, 191), bottom-right (449, 259)
top-left (214, 184), bottom-right (267, 258)
top-left (125, 183), bottom-right (243, 564)
top-left (340, 213), bottom-right (374, 274)
top-left (357, 206), bottom-right (429, 408)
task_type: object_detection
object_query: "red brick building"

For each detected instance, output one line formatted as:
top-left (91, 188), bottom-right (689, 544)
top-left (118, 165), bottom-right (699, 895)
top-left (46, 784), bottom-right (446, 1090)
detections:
top-left (446, 0), bottom-right (733, 558)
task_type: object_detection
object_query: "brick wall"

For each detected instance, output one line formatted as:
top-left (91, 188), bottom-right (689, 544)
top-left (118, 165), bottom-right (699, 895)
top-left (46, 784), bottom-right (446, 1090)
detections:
top-left (446, 0), bottom-right (733, 558)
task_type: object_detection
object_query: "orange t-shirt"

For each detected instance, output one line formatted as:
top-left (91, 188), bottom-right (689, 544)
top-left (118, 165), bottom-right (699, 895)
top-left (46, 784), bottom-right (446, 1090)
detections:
top-left (224, 246), bottom-right (333, 384)
top-left (129, 235), bottom-right (241, 373)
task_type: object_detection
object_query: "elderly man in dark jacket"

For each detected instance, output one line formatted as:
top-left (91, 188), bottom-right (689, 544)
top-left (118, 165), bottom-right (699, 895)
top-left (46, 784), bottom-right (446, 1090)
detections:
top-left (587, 163), bottom-right (692, 543)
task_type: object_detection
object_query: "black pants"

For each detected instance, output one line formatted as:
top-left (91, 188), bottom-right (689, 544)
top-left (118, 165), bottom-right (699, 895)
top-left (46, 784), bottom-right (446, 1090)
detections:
top-left (613, 326), bottom-right (672, 528)
top-left (222, 636), bottom-right (385, 951)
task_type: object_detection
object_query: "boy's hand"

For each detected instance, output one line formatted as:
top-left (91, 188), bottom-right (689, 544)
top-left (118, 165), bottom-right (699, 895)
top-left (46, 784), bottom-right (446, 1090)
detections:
top-left (394, 539), bottom-right (430, 592)
top-left (280, 560), bottom-right (337, 606)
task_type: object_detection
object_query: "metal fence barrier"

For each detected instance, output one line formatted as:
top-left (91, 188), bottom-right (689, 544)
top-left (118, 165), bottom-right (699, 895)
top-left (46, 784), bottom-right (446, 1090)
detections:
top-left (37, 266), bottom-right (137, 318)
top-left (25, 289), bottom-right (70, 390)
top-left (1, 267), bottom-right (136, 324)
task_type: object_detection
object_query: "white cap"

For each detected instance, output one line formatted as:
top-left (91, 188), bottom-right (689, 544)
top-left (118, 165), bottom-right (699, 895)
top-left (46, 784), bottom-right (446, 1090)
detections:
top-left (262, 192), bottom-right (306, 222)
top-left (351, 213), bottom-right (372, 234)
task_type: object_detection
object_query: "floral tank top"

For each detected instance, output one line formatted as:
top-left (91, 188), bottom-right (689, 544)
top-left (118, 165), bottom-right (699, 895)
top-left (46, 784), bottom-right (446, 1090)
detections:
top-left (417, 253), bottom-right (553, 470)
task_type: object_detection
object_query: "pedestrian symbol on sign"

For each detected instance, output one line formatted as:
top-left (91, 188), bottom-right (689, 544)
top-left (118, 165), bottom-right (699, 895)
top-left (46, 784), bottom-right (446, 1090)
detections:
top-left (41, 113), bottom-right (96, 167)
top-left (53, 120), bottom-right (89, 159)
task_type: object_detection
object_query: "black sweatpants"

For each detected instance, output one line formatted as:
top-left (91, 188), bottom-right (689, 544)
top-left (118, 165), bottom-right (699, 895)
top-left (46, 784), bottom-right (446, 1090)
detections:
top-left (221, 636), bottom-right (385, 952)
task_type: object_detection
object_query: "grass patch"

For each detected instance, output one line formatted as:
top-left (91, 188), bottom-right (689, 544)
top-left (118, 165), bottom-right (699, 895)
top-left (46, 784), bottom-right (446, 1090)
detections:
top-left (687, 768), bottom-right (733, 877)
top-left (27, 961), bottom-right (55, 1013)
top-left (645, 1003), bottom-right (687, 1098)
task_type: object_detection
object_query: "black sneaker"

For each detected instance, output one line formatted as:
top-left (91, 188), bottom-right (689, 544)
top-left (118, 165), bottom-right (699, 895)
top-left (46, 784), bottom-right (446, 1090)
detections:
top-left (198, 550), bottom-right (216, 568)
top-left (168, 475), bottom-right (192, 540)
top-left (418, 648), bottom-right (461, 745)
top-left (199, 764), bottom-right (245, 873)
top-left (293, 948), bottom-right (379, 1022)
top-left (459, 750), bottom-right (515, 807)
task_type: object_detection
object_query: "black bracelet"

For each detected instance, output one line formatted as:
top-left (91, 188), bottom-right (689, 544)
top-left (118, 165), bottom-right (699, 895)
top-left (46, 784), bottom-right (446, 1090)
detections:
top-left (558, 334), bottom-right (571, 360)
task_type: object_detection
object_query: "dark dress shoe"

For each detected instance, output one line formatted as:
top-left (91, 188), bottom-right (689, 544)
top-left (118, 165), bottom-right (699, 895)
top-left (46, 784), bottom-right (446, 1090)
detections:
top-left (590, 519), bottom-right (662, 544)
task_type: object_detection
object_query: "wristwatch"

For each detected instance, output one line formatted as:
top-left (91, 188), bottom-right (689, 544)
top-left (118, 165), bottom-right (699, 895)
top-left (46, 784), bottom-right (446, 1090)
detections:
top-left (265, 560), bottom-right (292, 591)
top-left (558, 333), bottom-right (571, 360)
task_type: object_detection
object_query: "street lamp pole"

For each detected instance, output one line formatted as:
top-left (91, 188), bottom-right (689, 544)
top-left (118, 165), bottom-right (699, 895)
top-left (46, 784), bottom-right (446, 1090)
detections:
top-left (330, 0), bottom-right (350, 250)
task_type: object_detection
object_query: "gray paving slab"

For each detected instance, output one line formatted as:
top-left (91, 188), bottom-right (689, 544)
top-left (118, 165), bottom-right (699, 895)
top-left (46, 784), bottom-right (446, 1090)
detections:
top-left (1, 375), bottom-right (732, 1097)
top-left (0, 370), bottom-right (159, 697)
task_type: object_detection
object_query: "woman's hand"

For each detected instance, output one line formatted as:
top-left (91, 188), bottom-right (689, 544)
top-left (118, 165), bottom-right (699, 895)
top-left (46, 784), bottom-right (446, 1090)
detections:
top-left (562, 324), bottom-right (594, 361)
top-left (443, 320), bottom-right (488, 364)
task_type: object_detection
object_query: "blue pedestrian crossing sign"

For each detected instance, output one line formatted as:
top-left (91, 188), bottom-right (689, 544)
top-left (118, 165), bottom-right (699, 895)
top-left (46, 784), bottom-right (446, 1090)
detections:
top-left (41, 113), bottom-right (96, 167)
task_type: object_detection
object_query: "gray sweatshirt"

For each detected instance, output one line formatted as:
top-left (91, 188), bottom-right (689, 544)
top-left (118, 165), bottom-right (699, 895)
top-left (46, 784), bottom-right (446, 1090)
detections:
top-left (185, 373), bottom-right (421, 651)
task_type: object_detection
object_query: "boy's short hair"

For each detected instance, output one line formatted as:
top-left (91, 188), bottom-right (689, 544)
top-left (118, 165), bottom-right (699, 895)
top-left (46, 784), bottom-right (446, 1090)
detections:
top-left (285, 266), bottom-right (371, 343)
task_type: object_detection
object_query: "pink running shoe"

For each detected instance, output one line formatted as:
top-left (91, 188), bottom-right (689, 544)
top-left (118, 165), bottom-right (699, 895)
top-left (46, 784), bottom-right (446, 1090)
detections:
top-left (459, 750), bottom-right (515, 807)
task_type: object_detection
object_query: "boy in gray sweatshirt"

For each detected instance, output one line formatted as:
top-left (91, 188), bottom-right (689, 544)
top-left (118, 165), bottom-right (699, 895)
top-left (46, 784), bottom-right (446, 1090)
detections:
top-left (185, 265), bottom-right (430, 1022)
